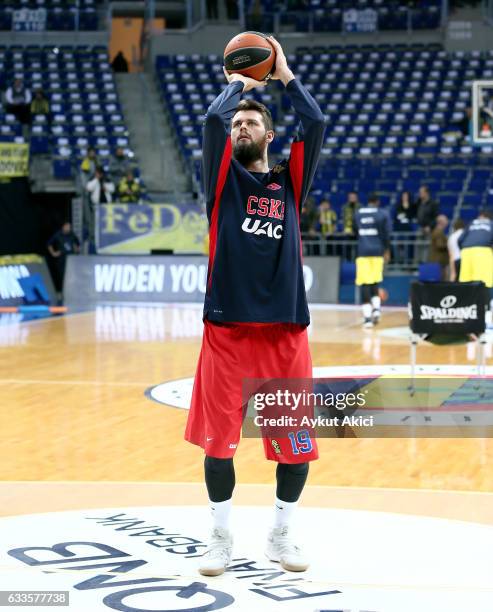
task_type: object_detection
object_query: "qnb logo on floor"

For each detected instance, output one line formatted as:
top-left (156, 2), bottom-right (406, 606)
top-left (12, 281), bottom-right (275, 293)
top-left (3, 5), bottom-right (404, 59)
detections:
top-left (241, 218), bottom-right (283, 240)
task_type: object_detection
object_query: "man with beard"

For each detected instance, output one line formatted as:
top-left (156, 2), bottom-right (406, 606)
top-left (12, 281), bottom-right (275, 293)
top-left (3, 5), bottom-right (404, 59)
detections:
top-left (185, 37), bottom-right (326, 577)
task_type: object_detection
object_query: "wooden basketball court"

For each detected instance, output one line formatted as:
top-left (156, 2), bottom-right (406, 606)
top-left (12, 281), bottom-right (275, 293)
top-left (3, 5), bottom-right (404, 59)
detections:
top-left (1, 304), bottom-right (492, 523)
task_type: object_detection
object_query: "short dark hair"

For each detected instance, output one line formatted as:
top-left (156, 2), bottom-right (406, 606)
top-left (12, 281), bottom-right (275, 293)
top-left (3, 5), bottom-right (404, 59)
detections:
top-left (234, 99), bottom-right (274, 132)
top-left (368, 193), bottom-right (380, 205)
top-left (480, 207), bottom-right (493, 219)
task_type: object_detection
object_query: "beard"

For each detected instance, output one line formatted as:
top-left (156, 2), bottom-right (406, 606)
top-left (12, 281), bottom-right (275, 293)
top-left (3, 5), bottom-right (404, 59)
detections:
top-left (233, 136), bottom-right (266, 166)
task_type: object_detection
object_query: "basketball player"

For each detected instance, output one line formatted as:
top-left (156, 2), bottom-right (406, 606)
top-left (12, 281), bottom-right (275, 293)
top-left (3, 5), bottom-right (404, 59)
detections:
top-left (184, 37), bottom-right (326, 576)
top-left (458, 208), bottom-right (493, 325)
top-left (354, 193), bottom-right (391, 328)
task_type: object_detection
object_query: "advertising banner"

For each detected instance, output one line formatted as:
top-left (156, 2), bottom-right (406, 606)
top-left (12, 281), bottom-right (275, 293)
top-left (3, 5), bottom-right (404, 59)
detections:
top-left (409, 281), bottom-right (486, 335)
top-left (0, 254), bottom-right (56, 306)
top-left (64, 256), bottom-right (340, 305)
top-left (96, 203), bottom-right (208, 255)
top-left (12, 8), bottom-right (47, 32)
top-left (0, 144), bottom-right (29, 178)
top-left (343, 8), bottom-right (378, 32)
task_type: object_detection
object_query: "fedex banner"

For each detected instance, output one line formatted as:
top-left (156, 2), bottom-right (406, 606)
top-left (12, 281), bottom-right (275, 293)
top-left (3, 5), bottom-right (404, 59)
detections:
top-left (64, 256), bottom-right (340, 305)
top-left (96, 203), bottom-right (208, 255)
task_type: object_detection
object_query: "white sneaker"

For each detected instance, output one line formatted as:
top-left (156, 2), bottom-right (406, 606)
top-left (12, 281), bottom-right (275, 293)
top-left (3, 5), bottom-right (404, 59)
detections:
top-left (363, 318), bottom-right (374, 329)
top-left (372, 309), bottom-right (381, 325)
top-left (265, 526), bottom-right (309, 572)
top-left (199, 527), bottom-right (233, 576)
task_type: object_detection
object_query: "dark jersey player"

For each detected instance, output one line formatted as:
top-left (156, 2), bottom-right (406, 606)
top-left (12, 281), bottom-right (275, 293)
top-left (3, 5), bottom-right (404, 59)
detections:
top-left (184, 37), bottom-right (326, 576)
top-left (458, 208), bottom-right (493, 325)
top-left (354, 194), bottom-right (391, 328)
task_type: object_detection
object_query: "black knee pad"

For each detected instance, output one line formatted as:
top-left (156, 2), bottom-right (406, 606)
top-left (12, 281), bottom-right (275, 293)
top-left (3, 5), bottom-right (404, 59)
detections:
top-left (276, 462), bottom-right (309, 503)
top-left (204, 456), bottom-right (233, 474)
top-left (204, 456), bottom-right (235, 502)
top-left (280, 462), bottom-right (309, 477)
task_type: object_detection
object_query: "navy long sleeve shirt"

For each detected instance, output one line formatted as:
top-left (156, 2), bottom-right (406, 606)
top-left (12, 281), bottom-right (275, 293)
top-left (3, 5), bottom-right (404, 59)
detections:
top-left (202, 79), bottom-right (326, 325)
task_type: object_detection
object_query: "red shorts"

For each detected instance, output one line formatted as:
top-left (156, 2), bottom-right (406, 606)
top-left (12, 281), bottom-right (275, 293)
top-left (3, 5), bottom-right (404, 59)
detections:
top-left (185, 320), bottom-right (319, 463)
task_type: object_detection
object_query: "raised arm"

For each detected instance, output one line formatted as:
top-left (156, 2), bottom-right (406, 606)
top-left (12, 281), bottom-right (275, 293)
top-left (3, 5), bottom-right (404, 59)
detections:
top-left (202, 71), bottom-right (267, 216)
top-left (268, 37), bottom-right (326, 210)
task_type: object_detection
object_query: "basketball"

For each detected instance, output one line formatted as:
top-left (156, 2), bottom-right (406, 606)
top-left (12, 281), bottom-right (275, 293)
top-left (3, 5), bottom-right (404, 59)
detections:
top-left (224, 31), bottom-right (276, 81)
top-left (379, 287), bottom-right (389, 302)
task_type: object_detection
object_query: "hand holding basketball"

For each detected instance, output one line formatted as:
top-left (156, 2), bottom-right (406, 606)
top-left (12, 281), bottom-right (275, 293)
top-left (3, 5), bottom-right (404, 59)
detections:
top-left (224, 31), bottom-right (275, 81)
top-left (222, 67), bottom-right (267, 92)
top-left (267, 36), bottom-right (295, 86)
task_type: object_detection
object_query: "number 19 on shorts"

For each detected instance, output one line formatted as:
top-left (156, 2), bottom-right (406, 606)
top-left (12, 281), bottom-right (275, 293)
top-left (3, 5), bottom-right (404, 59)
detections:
top-left (288, 430), bottom-right (313, 454)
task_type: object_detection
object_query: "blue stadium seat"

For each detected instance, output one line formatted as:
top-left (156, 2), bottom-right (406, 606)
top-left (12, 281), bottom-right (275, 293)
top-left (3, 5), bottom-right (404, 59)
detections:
top-left (53, 158), bottom-right (73, 179)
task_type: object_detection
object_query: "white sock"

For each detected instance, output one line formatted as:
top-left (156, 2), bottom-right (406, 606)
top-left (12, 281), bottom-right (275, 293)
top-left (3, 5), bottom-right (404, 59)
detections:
top-left (371, 295), bottom-right (381, 311)
top-left (362, 303), bottom-right (372, 319)
top-left (274, 497), bottom-right (297, 528)
top-left (210, 498), bottom-right (232, 531)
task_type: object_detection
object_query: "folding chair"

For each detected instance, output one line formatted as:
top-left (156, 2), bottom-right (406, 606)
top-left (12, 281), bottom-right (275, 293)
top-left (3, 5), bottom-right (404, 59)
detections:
top-left (408, 281), bottom-right (487, 395)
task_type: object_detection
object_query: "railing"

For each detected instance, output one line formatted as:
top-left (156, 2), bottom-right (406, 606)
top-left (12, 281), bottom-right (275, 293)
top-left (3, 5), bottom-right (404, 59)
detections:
top-left (301, 232), bottom-right (429, 273)
top-left (243, 4), bottom-right (444, 36)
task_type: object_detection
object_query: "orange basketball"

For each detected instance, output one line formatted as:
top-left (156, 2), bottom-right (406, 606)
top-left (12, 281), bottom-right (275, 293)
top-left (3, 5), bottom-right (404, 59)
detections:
top-left (379, 288), bottom-right (389, 303)
top-left (224, 31), bottom-right (276, 81)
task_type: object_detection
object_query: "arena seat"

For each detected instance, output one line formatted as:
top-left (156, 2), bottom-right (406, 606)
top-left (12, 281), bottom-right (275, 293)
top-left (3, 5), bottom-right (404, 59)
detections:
top-left (157, 44), bottom-right (491, 226)
top-left (1, 44), bottom-right (138, 180)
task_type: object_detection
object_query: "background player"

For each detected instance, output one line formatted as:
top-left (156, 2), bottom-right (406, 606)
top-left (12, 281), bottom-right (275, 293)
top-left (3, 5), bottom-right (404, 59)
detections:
top-left (355, 193), bottom-right (392, 328)
top-left (458, 208), bottom-right (493, 326)
top-left (184, 37), bottom-right (326, 576)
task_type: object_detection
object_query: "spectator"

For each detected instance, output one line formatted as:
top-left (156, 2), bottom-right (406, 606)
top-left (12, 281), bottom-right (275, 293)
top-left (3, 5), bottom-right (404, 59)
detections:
top-left (5, 77), bottom-right (31, 124)
top-left (111, 51), bottom-right (129, 73)
top-left (415, 185), bottom-right (439, 262)
top-left (207, 0), bottom-right (219, 19)
top-left (86, 166), bottom-right (115, 205)
top-left (80, 147), bottom-right (99, 185)
top-left (394, 191), bottom-right (416, 231)
top-left (47, 221), bottom-right (80, 299)
top-left (109, 146), bottom-right (130, 182)
top-left (318, 198), bottom-right (337, 236)
top-left (429, 214), bottom-right (449, 279)
top-left (249, 0), bottom-right (263, 29)
top-left (117, 169), bottom-right (141, 203)
top-left (30, 88), bottom-right (50, 118)
top-left (225, 0), bottom-right (238, 19)
top-left (342, 191), bottom-right (360, 235)
top-left (459, 107), bottom-right (472, 139)
top-left (300, 195), bottom-right (318, 255)
top-left (448, 218), bottom-right (465, 281)
top-left (85, 167), bottom-right (115, 248)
